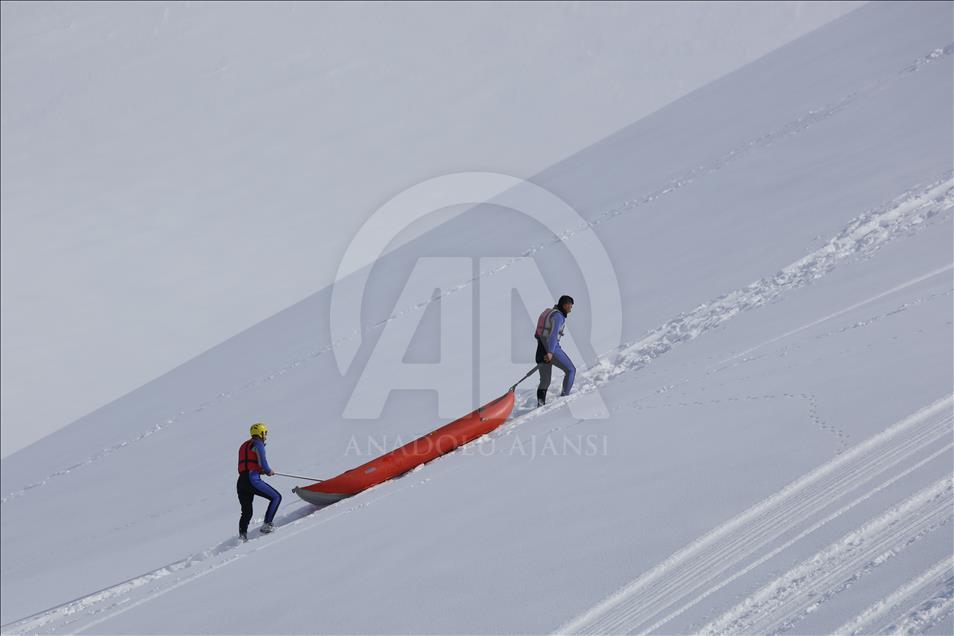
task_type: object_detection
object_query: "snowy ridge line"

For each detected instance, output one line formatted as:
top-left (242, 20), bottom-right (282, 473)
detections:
top-left (3, 171), bottom-right (949, 507)
top-left (554, 395), bottom-right (953, 635)
top-left (636, 441), bottom-right (954, 635)
top-left (0, 471), bottom-right (432, 635)
top-left (517, 175), bottom-right (953, 429)
top-left (1, 39), bottom-right (947, 504)
top-left (699, 476), bottom-right (954, 635)
top-left (836, 556), bottom-right (954, 636)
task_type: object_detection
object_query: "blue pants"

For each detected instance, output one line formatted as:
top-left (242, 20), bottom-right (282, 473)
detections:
top-left (237, 472), bottom-right (281, 534)
top-left (536, 340), bottom-right (575, 399)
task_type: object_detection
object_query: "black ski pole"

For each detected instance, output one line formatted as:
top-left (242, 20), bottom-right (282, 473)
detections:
top-left (509, 364), bottom-right (542, 392)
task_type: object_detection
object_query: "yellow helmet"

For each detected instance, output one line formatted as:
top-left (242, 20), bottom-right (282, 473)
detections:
top-left (250, 422), bottom-right (268, 438)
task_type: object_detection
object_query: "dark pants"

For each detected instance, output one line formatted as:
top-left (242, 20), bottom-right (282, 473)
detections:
top-left (237, 471), bottom-right (282, 534)
top-left (535, 337), bottom-right (576, 403)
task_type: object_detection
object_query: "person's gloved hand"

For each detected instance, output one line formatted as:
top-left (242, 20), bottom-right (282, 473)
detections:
top-left (544, 352), bottom-right (553, 363)
top-left (267, 470), bottom-right (275, 477)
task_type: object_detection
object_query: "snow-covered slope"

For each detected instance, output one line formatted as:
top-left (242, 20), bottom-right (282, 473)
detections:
top-left (0, 0), bottom-right (863, 458)
top-left (2, 1), bottom-right (952, 633)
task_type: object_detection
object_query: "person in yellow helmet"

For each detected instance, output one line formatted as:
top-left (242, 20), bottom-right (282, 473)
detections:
top-left (236, 422), bottom-right (281, 541)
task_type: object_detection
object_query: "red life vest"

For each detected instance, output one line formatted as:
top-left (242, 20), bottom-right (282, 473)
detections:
top-left (238, 439), bottom-right (262, 474)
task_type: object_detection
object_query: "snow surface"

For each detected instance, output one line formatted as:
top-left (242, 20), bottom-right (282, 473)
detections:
top-left (0, 0), bottom-right (864, 457)
top-left (2, 1), bottom-right (953, 634)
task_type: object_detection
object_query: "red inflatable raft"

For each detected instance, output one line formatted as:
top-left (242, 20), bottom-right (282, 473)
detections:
top-left (294, 390), bottom-right (515, 505)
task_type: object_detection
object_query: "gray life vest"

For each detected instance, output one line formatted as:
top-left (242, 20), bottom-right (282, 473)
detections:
top-left (534, 307), bottom-right (565, 342)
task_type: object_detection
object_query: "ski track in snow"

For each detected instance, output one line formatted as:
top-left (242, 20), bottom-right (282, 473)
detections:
top-left (714, 263), bottom-right (954, 367)
top-left (555, 396), bottom-right (954, 635)
top-left (529, 386), bottom-right (855, 457)
top-left (699, 477), bottom-right (954, 636)
top-left (884, 589), bottom-right (954, 636)
top-left (1, 43), bottom-right (950, 506)
top-left (836, 556), bottom-right (954, 636)
top-left (902, 43), bottom-right (954, 74)
top-left (646, 444), bottom-right (954, 636)
top-left (814, 287), bottom-right (954, 341)
top-left (5, 397), bottom-right (950, 634)
top-left (513, 175), bottom-right (953, 435)
top-left (604, 277), bottom-right (954, 454)
top-left (0, 473), bottom-right (435, 635)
